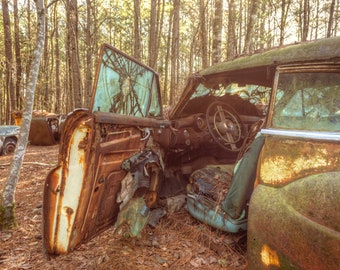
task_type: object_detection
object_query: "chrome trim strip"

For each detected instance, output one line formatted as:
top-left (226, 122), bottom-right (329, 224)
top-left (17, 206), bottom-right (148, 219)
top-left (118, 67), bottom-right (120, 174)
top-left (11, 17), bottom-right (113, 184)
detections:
top-left (261, 129), bottom-right (340, 141)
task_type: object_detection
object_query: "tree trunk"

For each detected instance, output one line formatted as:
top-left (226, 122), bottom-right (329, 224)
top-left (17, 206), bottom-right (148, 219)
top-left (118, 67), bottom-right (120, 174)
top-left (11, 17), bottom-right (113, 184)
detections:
top-left (163, 4), bottom-right (173, 106)
top-left (279, 0), bottom-right (291, 45)
top-left (13, 0), bottom-right (23, 110)
top-left (199, 0), bottom-right (208, 68)
top-left (43, 3), bottom-right (50, 111)
top-left (170, 0), bottom-right (180, 105)
top-left (53, 2), bottom-right (61, 114)
top-left (243, 0), bottom-right (258, 54)
top-left (227, 0), bottom-right (236, 60)
top-left (314, 0), bottom-right (320, 40)
top-left (1, 0), bottom-right (45, 230)
top-left (149, 0), bottom-right (157, 69)
top-left (212, 0), bottom-right (223, 64)
top-left (2, 0), bottom-right (15, 123)
top-left (301, 0), bottom-right (310, 41)
top-left (66, 0), bottom-right (82, 109)
top-left (85, 0), bottom-right (94, 107)
top-left (327, 0), bottom-right (336, 38)
top-left (133, 0), bottom-right (141, 60)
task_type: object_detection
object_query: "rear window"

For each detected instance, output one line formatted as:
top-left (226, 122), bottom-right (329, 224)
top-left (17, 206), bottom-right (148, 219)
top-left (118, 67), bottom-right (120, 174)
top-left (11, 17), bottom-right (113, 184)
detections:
top-left (272, 70), bottom-right (340, 131)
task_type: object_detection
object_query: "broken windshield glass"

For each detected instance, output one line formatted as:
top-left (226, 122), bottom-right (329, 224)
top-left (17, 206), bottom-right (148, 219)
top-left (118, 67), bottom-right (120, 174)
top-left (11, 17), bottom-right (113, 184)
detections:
top-left (92, 45), bottom-right (162, 117)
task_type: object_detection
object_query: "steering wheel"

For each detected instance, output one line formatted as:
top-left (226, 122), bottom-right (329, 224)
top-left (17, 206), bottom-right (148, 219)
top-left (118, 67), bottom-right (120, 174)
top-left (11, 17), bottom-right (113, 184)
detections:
top-left (205, 101), bottom-right (244, 151)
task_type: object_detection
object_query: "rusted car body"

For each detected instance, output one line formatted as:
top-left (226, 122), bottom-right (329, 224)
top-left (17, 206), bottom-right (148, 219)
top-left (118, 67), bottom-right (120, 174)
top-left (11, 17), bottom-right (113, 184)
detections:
top-left (12, 110), bottom-right (62, 146)
top-left (28, 115), bottom-right (61, 145)
top-left (0, 125), bottom-right (19, 155)
top-left (43, 38), bottom-right (340, 268)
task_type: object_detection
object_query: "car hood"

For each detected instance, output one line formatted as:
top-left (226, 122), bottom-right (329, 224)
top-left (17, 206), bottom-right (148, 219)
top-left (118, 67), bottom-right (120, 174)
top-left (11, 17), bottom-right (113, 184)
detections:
top-left (0, 125), bottom-right (20, 136)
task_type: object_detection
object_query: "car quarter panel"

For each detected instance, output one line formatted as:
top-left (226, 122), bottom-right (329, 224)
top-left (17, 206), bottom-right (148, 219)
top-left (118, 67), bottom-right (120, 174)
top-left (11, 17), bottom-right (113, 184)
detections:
top-left (248, 171), bottom-right (340, 269)
top-left (248, 134), bottom-right (340, 269)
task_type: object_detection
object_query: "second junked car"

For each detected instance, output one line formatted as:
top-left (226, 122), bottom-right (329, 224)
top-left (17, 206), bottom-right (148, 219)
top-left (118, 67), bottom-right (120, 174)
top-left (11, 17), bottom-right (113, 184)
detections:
top-left (43, 37), bottom-right (340, 268)
top-left (0, 125), bottom-right (20, 155)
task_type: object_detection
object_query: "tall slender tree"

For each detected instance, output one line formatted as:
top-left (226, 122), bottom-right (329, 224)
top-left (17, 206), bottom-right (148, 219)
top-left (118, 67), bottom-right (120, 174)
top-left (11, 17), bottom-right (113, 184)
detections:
top-left (53, 2), bottom-right (61, 114)
top-left (243, 0), bottom-right (258, 53)
top-left (170, 0), bottom-right (180, 105)
top-left (66, 0), bottom-right (82, 109)
top-left (300, 0), bottom-right (310, 41)
top-left (327, 0), bottom-right (336, 37)
top-left (212, 0), bottom-right (223, 64)
top-left (227, 0), bottom-right (237, 60)
top-left (85, 0), bottom-right (94, 106)
top-left (13, 0), bottom-right (23, 110)
top-left (1, 0), bottom-right (45, 230)
top-left (2, 0), bottom-right (15, 123)
top-left (279, 0), bottom-right (292, 45)
top-left (199, 0), bottom-right (208, 68)
top-left (133, 0), bottom-right (142, 60)
top-left (149, 0), bottom-right (157, 69)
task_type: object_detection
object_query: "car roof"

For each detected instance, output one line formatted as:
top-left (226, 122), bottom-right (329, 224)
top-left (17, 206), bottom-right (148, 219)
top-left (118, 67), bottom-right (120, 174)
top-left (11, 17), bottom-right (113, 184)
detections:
top-left (199, 36), bottom-right (340, 76)
top-left (170, 37), bottom-right (340, 119)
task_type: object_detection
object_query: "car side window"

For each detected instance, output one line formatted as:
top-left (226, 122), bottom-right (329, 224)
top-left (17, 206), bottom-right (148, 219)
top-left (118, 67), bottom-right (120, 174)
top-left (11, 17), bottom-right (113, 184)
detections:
top-left (272, 71), bottom-right (340, 131)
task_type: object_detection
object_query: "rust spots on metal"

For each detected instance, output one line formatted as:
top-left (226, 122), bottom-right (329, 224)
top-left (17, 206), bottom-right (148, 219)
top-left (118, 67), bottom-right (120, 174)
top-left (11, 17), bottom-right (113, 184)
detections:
top-left (64, 206), bottom-right (74, 232)
top-left (259, 137), bottom-right (340, 186)
top-left (43, 166), bottom-right (62, 255)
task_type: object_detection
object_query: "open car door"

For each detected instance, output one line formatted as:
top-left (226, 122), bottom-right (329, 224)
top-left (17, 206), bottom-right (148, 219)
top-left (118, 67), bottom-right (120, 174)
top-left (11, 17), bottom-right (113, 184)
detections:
top-left (43, 44), bottom-right (169, 255)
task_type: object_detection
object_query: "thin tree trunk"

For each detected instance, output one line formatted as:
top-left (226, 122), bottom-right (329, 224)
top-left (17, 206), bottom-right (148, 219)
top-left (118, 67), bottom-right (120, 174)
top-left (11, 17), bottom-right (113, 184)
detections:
top-left (85, 0), bottom-right (93, 106)
top-left (227, 0), bottom-right (236, 60)
top-left (43, 3), bottom-right (49, 110)
top-left (212, 0), bottom-right (223, 64)
top-left (279, 0), bottom-right (291, 45)
top-left (314, 0), bottom-right (320, 40)
top-left (133, 0), bottom-right (141, 60)
top-left (163, 5), bottom-right (173, 106)
top-left (243, 0), bottom-right (258, 54)
top-left (66, 0), bottom-right (82, 109)
top-left (149, 0), bottom-right (157, 68)
top-left (54, 2), bottom-right (61, 114)
top-left (2, 0), bottom-right (15, 123)
top-left (155, 0), bottom-right (164, 69)
top-left (301, 0), bottom-right (309, 41)
top-left (170, 0), bottom-right (180, 105)
top-left (13, 0), bottom-right (23, 110)
top-left (327, 0), bottom-right (336, 37)
top-left (1, 0), bottom-right (45, 230)
top-left (199, 0), bottom-right (208, 68)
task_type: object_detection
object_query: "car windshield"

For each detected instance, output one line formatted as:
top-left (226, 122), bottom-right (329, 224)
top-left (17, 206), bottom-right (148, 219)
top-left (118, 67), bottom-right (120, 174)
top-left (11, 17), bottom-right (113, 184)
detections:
top-left (189, 82), bottom-right (271, 116)
top-left (272, 70), bottom-right (340, 131)
top-left (91, 46), bottom-right (162, 117)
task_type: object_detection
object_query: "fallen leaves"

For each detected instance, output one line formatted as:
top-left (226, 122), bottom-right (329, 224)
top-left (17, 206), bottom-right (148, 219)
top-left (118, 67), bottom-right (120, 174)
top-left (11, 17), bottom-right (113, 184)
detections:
top-left (0, 145), bottom-right (246, 270)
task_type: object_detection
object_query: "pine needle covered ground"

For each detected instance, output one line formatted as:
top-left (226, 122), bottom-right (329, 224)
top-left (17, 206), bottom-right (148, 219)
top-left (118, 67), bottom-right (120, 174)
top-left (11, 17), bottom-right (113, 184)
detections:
top-left (0, 145), bottom-right (246, 269)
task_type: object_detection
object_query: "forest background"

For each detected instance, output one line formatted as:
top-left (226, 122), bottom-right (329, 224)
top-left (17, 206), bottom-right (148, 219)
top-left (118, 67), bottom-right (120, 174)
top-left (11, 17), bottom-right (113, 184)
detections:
top-left (0, 0), bottom-right (339, 124)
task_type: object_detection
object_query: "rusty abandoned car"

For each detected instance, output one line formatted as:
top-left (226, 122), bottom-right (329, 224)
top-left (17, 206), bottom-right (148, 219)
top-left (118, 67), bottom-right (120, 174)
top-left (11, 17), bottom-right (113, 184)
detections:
top-left (43, 37), bottom-right (340, 269)
top-left (0, 125), bottom-right (19, 155)
top-left (12, 110), bottom-right (63, 146)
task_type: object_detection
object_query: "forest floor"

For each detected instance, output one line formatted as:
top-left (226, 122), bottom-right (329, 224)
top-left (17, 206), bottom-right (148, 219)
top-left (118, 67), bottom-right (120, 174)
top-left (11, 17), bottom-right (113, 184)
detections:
top-left (0, 145), bottom-right (247, 270)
